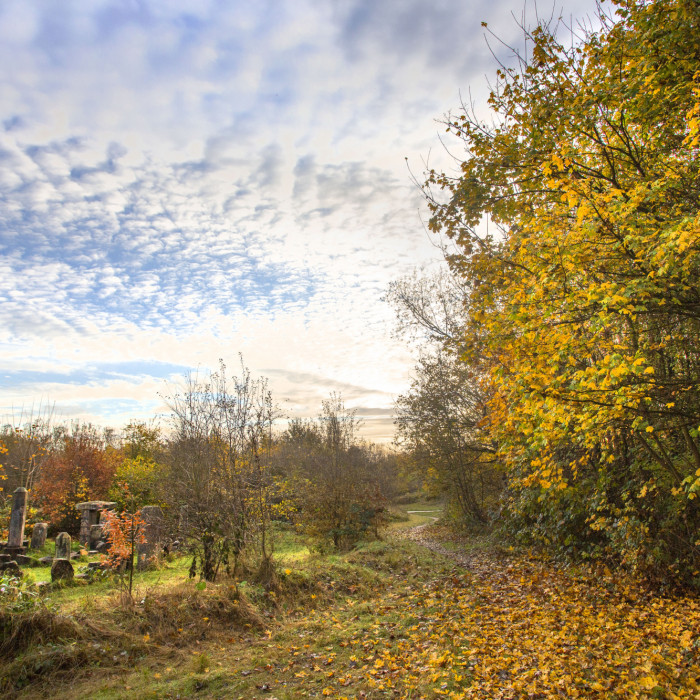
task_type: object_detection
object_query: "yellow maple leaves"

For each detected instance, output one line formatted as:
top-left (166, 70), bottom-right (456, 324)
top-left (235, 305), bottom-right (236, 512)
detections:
top-left (424, 0), bottom-right (700, 586)
top-left (294, 535), bottom-right (700, 699)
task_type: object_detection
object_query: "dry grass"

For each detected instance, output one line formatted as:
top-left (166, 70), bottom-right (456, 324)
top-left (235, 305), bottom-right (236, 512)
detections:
top-left (0, 576), bottom-right (270, 698)
top-left (0, 606), bottom-right (84, 661)
top-left (1, 521), bottom-right (433, 699)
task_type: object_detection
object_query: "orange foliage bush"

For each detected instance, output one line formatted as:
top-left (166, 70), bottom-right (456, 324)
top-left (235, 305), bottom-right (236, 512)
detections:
top-left (33, 424), bottom-right (120, 534)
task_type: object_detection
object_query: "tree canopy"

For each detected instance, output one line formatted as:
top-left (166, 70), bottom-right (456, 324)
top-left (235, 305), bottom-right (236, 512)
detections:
top-left (425, 0), bottom-right (700, 586)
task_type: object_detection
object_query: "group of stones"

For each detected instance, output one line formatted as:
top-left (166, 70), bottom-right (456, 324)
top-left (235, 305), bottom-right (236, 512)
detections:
top-left (0, 486), bottom-right (164, 586)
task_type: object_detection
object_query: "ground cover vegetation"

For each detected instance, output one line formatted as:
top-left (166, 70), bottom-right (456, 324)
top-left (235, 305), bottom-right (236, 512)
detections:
top-left (1, 521), bottom-right (699, 698)
top-left (394, 0), bottom-right (700, 590)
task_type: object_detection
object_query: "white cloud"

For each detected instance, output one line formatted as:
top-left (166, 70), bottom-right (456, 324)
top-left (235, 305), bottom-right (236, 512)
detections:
top-left (0, 0), bottom-right (600, 441)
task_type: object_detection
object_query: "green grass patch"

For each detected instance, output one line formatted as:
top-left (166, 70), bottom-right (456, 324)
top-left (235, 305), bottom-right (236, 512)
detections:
top-left (3, 527), bottom-right (460, 699)
top-left (386, 500), bottom-right (444, 531)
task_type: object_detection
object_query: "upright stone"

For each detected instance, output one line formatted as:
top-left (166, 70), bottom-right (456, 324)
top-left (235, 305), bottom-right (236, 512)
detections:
top-left (0, 560), bottom-right (21, 577)
top-left (137, 505), bottom-right (164, 570)
top-left (89, 524), bottom-right (104, 550)
top-left (75, 501), bottom-right (116, 546)
top-left (54, 532), bottom-right (72, 560)
top-left (30, 522), bottom-right (48, 550)
top-left (6, 487), bottom-right (28, 552)
top-left (51, 558), bottom-right (74, 582)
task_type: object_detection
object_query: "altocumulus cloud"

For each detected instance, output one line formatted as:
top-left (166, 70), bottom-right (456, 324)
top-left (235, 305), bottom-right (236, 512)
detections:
top-left (0, 0), bottom-right (598, 439)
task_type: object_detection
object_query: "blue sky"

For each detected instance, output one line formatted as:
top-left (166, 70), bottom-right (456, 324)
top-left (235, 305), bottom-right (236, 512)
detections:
top-left (0, 0), bottom-right (597, 441)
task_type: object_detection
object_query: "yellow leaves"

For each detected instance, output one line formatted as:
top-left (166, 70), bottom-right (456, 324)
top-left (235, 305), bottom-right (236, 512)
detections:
top-left (643, 366), bottom-right (655, 375)
top-left (431, 651), bottom-right (450, 668)
top-left (679, 630), bottom-right (693, 650)
top-left (637, 675), bottom-right (658, 690)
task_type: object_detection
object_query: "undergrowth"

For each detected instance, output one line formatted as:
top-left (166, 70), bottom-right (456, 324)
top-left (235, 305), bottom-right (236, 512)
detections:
top-left (0, 528), bottom-right (424, 698)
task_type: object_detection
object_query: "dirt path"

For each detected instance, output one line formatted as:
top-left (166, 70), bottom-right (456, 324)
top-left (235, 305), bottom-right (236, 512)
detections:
top-left (394, 520), bottom-right (478, 569)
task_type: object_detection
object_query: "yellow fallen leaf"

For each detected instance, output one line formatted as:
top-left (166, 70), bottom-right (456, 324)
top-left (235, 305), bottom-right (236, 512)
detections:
top-left (638, 676), bottom-right (657, 690)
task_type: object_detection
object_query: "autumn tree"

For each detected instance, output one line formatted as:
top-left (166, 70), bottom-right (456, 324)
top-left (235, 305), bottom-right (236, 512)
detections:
top-left (425, 0), bottom-right (700, 584)
top-left (101, 508), bottom-right (146, 599)
top-left (162, 359), bottom-right (281, 581)
top-left (387, 269), bottom-right (501, 523)
top-left (0, 405), bottom-right (55, 494)
top-left (108, 421), bottom-right (165, 511)
top-left (395, 350), bottom-right (499, 523)
top-left (33, 422), bottom-right (119, 535)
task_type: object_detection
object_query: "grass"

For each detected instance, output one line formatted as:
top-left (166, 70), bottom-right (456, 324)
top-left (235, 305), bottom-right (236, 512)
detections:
top-left (48, 537), bottom-right (452, 700)
top-left (3, 514), bottom-right (446, 700)
top-left (4, 519), bottom-right (699, 699)
top-left (1, 522), bottom-right (455, 699)
top-left (386, 500), bottom-right (444, 530)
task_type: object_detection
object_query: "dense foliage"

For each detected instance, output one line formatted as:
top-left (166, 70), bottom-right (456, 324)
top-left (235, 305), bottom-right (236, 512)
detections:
top-left (0, 360), bottom-right (394, 581)
top-left (425, 0), bottom-right (700, 586)
top-left (162, 360), bottom-right (281, 581)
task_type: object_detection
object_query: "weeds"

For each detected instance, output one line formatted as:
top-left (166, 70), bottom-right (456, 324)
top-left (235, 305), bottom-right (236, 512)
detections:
top-left (192, 652), bottom-right (210, 674)
top-left (0, 514), bottom-right (446, 698)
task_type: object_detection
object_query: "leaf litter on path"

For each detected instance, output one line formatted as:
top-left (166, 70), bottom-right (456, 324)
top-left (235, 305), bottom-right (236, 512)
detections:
top-left (300, 524), bottom-right (700, 699)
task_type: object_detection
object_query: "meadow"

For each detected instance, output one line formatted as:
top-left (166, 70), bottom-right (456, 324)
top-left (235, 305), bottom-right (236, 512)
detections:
top-left (2, 502), bottom-right (698, 700)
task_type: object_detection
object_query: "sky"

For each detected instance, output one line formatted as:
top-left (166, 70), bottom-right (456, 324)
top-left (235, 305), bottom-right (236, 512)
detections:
top-left (0, 0), bottom-right (598, 442)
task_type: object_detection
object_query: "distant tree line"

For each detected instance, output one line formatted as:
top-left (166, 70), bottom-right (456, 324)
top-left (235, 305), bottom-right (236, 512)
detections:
top-left (0, 362), bottom-right (398, 583)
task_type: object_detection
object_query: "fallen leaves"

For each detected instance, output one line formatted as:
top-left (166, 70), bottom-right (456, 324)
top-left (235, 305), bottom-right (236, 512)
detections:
top-left (286, 531), bottom-right (699, 698)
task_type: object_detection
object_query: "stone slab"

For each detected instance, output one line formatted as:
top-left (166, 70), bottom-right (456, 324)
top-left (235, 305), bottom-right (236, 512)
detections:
top-left (50, 559), bottom-right (74, 582)
top-left (15, 555), bottom-right (37, 566)
top-left (0, 560), bottom-right (21, 577)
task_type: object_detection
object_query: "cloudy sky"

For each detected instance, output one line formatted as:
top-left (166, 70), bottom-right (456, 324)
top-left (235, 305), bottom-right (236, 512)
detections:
top-left (0, 0), bottom-right (596, 441)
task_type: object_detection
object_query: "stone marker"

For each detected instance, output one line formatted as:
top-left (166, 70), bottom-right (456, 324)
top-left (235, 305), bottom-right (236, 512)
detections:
top-left (30, 522), bottom-right (48, 550)
top-left (39, 556), bottom-right (53, 566)
top-left (54, 532), bottom-right (72, 560)
top-left (6, 487), bottom-right (28, 554)
top-left (75, 501), bottom-right (116, 547)
top-left (89, 524), bottom-right (104, 550)
top-left (0, 560), bottom-right (21, 577)
top-left (50, 559), bottom-right (74, 582)
top-left (138, 505), bottom-right (164, 570)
